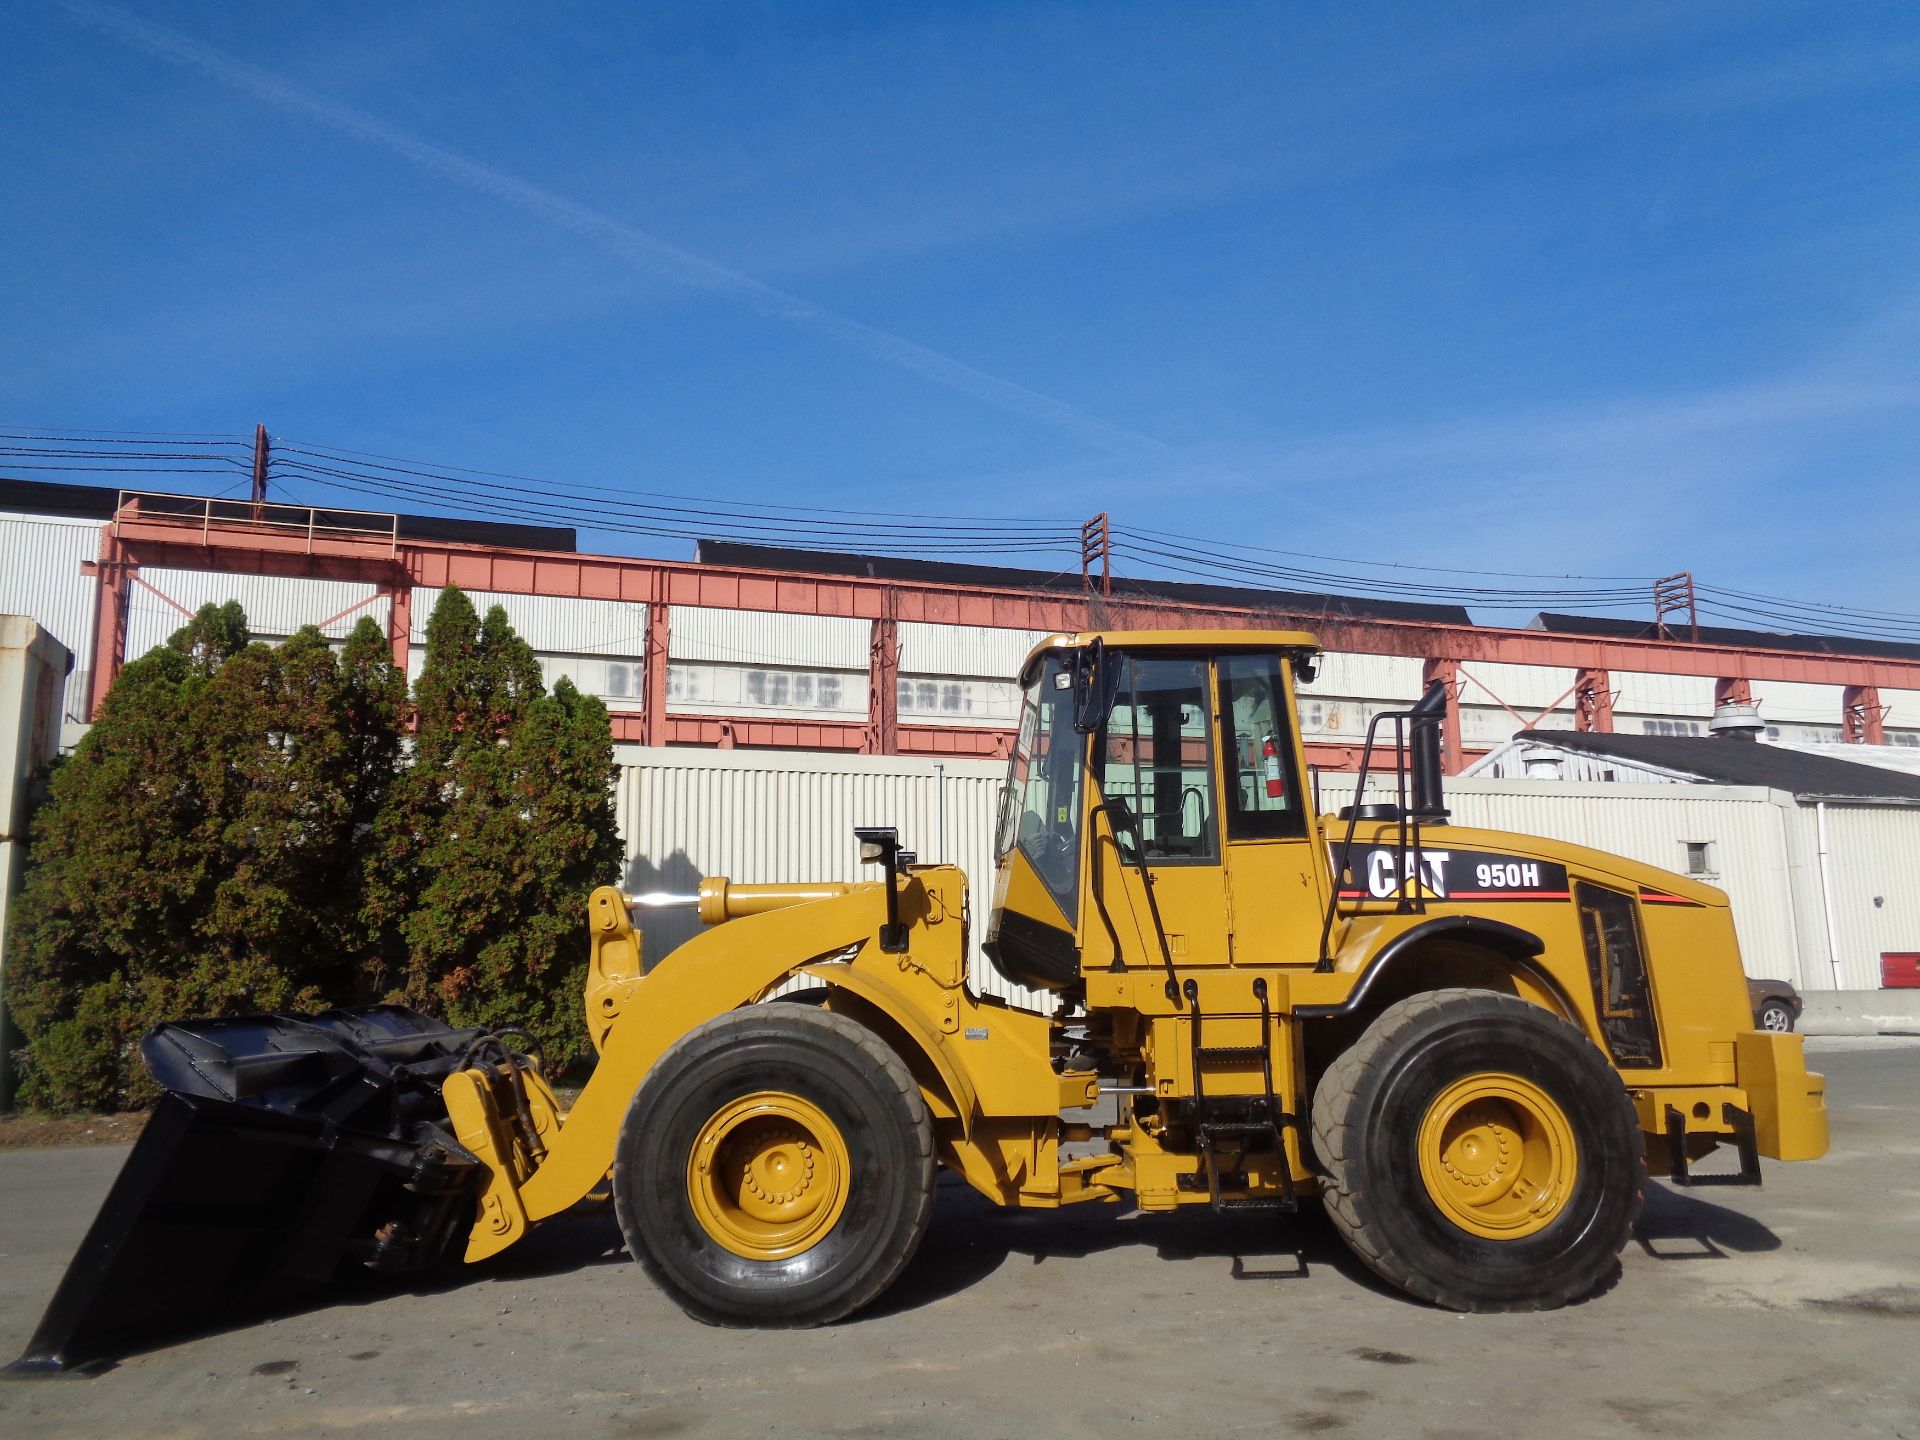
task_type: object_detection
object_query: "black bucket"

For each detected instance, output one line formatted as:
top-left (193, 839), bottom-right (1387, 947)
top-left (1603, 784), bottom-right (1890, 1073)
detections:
top-left (7, 1006), bottom-right (491, 1376)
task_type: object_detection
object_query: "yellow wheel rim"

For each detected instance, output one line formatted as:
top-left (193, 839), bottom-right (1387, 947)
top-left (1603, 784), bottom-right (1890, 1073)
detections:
top-left (686, 1091), bottom-right (850, 1260)
top-left (1416, 1072), bottom-right (1578, 1240)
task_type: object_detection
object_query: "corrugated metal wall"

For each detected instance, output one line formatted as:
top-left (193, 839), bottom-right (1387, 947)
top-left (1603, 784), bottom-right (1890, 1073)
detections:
top-left (612, 746), bottom-right (1052, 1009)
top-left (0, 514), bottom-right (99, 730)
top-left (1613, 671), bottom-right (1717, 717)
top-left (1301, 651), bottom-right (1424, 700)
top-left (898, 621), bottom-right (1050, 679)
top-left (1456, 660), bottom-right (1580, 713)
top-left (670, 606), bottom-right (869, 669)
top-left (1786, 804), bottom-right (1920, 990)
top-left (129, 570), bottom-right (389, 655)
top-left (413, 588), bottom-right (646, 656)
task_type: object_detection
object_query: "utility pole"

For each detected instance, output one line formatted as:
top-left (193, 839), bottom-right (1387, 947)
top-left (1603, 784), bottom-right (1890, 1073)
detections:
top-left (1080, 512), bottom-right (1111, 597)
top-left (1653, 572), bottom-right (1698, 643)
top-left (250, 423), bottom-right (269, 520)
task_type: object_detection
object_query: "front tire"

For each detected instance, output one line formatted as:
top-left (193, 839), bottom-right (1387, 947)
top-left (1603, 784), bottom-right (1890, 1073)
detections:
top-left (1758, 999), bottom-right (1795, 1033)
top-left (613, 1005), bottom-right (934, 1327)
top-left (1312, 989), bottom-right (1642, 1313)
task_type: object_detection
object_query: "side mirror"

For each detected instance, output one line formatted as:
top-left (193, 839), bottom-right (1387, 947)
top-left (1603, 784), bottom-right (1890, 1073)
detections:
top-left (1072, 637), bottom-right (1117, 734)
top-left (854, 826), bottom-right (909, 952)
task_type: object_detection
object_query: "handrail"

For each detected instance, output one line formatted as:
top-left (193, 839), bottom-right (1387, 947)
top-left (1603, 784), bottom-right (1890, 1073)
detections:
top-left (1315, 704), bottom-right (1429, 972)
top-left (113, 490), bottom-right (399, 555)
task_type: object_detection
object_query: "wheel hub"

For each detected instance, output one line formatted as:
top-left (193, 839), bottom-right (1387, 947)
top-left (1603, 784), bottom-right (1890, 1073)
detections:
top-left (687, 1092), bottom-right (850, 1260)
top-left (1417, 1073), bottom-right (1578, 1239)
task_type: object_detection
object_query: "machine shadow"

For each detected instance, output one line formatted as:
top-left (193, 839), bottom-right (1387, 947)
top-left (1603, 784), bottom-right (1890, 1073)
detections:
top-left (57, 1208), bottom-right (631, 1374)
top-left (64, 1174), bottom-right (1758, 1368)
top-left (863, 1177), bottom-right (1405, 1320)
top-left (1632, 1182), bottom-right (1781, 1261)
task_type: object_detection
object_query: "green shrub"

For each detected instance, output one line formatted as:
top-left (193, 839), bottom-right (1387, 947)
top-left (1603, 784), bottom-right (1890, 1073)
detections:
top-left (369, 588), bottom-right (621, 1061)
top-left (6, 589), bottom-right (622, 1111)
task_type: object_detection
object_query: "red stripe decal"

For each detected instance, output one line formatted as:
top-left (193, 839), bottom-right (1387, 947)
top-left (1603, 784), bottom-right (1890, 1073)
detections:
top-left (1337, 890), bottom-right (1570, 901)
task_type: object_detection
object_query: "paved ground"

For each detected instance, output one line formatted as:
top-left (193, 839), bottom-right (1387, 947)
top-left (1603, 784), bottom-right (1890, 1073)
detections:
top-left (2, 1038), bottom-right (1916, 1439)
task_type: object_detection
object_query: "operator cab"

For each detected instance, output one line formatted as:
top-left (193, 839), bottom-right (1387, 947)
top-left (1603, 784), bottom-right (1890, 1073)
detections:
top-left (984, 631), bottom-right (1328, 993)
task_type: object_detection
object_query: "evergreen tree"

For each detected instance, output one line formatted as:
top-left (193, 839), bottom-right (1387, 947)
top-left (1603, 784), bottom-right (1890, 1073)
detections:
top-left (374, 587), bottom-right (620, 1060)
top-left (8, 586), bottom-right (616, 1110)
top-left (6, 605), bottom-right (407, 1108)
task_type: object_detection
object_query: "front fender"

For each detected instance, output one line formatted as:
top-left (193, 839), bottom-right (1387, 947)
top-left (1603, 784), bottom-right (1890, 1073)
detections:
top-left (518, 886), bottom-right (892, 1223)
top-left (801, 962), bottom-right (980, 1138)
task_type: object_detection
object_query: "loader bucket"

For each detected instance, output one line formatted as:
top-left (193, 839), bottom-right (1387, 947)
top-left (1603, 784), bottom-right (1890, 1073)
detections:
top-left (7, 1006), bottom-right (492, 1376)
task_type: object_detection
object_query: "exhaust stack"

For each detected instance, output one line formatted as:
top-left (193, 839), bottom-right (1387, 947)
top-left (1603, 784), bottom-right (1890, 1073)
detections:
top-left (1409, 679), bottom-right (1451, 822)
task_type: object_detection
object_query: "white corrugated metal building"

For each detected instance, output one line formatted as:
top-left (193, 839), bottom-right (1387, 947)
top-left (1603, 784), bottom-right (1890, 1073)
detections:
top-left (6, 475), bottom-right (1919, 1001)
top-left (1462, 732), bottom-right (1920, 991)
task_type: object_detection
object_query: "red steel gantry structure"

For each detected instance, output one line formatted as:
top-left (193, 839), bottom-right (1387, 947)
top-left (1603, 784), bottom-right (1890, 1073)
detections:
top-left (85, 495), bottom-right (1908, 769)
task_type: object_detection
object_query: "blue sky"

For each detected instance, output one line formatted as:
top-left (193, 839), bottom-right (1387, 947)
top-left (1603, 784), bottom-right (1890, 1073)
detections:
top-left (3, 1), bottom-right (1917, 625)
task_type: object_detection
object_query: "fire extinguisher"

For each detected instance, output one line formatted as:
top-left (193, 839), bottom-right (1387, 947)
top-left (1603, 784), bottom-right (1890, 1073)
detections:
top-left (1261, 733), bottom-right (1285, 799)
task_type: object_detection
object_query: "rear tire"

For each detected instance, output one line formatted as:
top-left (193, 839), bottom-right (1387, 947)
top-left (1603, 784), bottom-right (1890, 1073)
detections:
top-left (613, 1005), bottom-right (934, 1327)
top-left (1758, 999), bottom-right (1795, 1033)
top-left (1312, 989), bottom-right (1642, 1313)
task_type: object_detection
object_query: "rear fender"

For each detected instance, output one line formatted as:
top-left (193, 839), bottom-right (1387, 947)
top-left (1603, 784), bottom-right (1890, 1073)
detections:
top-left (517, 885), bottom-right (894, 1223)
top-left (1298, 915), bottom-right (1575, 1022)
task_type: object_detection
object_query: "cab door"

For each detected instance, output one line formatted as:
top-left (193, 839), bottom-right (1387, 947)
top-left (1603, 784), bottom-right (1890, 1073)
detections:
top-left (1215, 651), bottom-right (1334, 964)
top-left (1089, 652), bottom-right (1232, 976)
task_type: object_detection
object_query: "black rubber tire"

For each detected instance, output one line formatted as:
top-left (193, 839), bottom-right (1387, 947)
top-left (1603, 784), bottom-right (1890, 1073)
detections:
top-left (613, 1004), bottom-right (934, 1327)
top-left (1758, 999), bottom-right (1796, 1034)
top-left (1311, 988), bottom-right (1643, 1313)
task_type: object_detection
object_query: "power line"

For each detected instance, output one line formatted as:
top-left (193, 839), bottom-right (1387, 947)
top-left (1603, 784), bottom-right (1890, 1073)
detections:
top-left (277, 464), bottom-right (1076, 557)
top-left (1114, 523), bottom-right (1657, 584)
top-left (275, 435), bottom-right (1077, 530)
top-left (6, 423), bottom-right (1917, 645)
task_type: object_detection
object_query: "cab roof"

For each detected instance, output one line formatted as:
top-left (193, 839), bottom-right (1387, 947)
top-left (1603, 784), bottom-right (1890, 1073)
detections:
top-left (1018, 628), bottom-right (1321, 677)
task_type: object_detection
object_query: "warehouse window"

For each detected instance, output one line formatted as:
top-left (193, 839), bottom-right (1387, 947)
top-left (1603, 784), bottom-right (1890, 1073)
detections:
top-left (666, 665), bottom-right (704, 703)
top-left (1684, 841), bottom-right (1712, 876)
top-left (897, 675), bottom-right (1016, 720)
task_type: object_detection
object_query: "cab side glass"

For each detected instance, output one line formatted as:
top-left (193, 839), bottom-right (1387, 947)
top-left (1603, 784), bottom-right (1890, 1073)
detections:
top-left (1219, 653), bottom-right (1308, 841)
top-left (1100, 654), bottom-right (1217, 864)
top-left (1001, 654), bottom-right (1084, 921)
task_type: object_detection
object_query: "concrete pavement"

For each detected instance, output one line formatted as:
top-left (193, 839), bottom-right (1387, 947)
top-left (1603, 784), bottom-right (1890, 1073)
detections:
top-left (2, 1039), bottom-right (1915, 1439)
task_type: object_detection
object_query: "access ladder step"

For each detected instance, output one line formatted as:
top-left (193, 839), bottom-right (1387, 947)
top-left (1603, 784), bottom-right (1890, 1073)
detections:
top-left (1216, 1196), bottom-right (1299, 1214)
top-left (1197, 1120), bottom-right (1285, 1139)
top-left (1194, 1045), bottom-right (1267, 1064)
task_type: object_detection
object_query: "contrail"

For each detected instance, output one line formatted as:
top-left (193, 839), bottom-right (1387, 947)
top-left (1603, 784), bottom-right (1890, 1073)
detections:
top-left (54, 0), bottom-right (1169, 459)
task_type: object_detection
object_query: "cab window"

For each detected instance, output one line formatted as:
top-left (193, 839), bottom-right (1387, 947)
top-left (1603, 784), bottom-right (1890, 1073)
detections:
top-left (1218, 653), bottom-right (1308, 841)
top-left (1100, 654), bottom-right (1216, 863)
top-left (997, 653), bottom-right (1084, 920)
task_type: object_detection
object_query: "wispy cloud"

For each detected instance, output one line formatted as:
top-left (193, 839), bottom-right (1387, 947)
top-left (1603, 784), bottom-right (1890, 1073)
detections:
top-left (53, 0), bottom-right (1167, 460)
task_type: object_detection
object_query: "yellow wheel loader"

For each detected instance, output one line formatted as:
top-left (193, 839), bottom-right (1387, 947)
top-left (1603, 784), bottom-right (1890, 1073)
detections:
top-left (11, 629), bottom-right (1829, 1371)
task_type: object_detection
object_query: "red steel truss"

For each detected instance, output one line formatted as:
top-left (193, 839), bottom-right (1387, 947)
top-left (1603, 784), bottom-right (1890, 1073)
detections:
top-left (83, 497), bottom-right (1920, 769)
